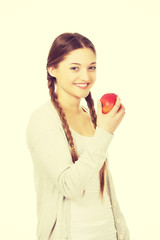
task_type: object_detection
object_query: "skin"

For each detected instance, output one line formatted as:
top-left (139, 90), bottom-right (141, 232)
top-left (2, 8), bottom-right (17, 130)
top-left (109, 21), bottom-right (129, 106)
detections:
top-left (48, 48), bottom-right (96, 115)
top-left (48, 47), bottom-right (126, 135)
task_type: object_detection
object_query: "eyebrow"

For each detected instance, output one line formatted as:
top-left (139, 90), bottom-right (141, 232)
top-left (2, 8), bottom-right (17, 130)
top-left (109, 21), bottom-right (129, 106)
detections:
top-left (70, 62), bottom-right (96, 65)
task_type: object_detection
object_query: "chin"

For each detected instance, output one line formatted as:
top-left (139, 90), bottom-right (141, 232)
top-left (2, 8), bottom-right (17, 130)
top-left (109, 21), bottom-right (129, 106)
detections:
top-left (84, 92), bottom-right (91, 98)
top-left (77, 91), bottom-right (90, 99)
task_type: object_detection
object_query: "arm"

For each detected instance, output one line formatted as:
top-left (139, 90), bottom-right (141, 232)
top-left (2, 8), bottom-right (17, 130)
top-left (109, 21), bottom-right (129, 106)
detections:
top-left (26, 110), bottom-right (113, 200)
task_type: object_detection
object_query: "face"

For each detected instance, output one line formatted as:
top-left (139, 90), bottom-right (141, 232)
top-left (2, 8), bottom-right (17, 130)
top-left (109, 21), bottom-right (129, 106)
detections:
top-left (48, 48), bottom-right (96, 100)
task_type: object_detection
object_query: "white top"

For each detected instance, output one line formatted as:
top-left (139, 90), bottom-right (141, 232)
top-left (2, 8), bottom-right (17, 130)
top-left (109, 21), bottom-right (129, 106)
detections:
top-left (69, 128), bottom-right (117, 240)
top-left (26, 100), bottom-right (130, 240)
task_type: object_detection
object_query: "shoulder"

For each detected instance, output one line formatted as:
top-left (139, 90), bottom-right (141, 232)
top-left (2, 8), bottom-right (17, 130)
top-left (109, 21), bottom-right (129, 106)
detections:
top-left (27, 100), bottom-right (61, 128)
top-left (30, 100), bottom-right (58, 121)
top-left (26, 100), bottom-right (62, 140)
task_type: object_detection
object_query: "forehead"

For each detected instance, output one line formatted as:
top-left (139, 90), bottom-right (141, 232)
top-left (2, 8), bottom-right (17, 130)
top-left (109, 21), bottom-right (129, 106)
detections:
top-left (63, 48), bottom-right (96, 64)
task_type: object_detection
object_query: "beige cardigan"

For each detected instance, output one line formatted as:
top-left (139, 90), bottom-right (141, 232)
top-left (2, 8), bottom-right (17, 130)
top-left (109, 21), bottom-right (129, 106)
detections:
top-left (26, 100), bottom-right (130, 240)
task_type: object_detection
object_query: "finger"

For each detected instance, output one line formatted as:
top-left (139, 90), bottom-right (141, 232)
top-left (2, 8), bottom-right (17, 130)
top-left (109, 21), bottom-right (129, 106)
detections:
top-left (119, 104), bottom-right (125, 113)
top-left (118, 110), bottom-right (126, 122)
top-left (117, 103), bottom-right (125, 113)
top-left (116, 104), bottom-right (126, 119)
top-left (109, 96), bottom-right (121, 116)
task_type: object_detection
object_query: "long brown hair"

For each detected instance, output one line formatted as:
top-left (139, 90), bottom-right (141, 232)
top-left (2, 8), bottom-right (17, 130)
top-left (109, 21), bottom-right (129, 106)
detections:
top-left (46, 33), bottom-right (106, 198)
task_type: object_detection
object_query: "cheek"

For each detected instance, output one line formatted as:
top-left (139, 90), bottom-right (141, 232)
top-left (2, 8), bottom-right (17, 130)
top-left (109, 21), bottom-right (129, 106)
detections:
top-left (60, 73), bottom-right (77, 86)
top-left (67, 73), bottom-right (78, 82)
top-left (90, 72), bottom-right (96, 82)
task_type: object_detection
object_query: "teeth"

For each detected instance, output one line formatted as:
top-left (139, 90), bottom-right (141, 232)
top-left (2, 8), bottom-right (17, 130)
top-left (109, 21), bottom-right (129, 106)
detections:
top-left (75, 83), bottom-right (88, 87)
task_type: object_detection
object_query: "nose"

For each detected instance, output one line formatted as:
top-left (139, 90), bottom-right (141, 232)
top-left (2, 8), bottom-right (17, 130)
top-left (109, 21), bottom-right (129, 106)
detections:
top-left (80, 68), bottom-right (90, 82)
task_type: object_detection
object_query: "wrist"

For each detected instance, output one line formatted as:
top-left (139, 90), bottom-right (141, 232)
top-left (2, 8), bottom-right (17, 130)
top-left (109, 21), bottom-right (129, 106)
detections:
top-left (96, 125), bottom-right (114, 135)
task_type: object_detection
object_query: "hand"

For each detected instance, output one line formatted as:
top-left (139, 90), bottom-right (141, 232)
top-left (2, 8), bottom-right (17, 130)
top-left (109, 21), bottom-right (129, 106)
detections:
top-left (97, 96), bottom-right (126, 134)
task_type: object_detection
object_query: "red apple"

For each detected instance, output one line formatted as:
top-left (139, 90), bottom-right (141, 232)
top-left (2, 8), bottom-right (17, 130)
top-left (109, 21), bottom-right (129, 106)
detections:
top-left (100, 93), bottom-right (117, 114)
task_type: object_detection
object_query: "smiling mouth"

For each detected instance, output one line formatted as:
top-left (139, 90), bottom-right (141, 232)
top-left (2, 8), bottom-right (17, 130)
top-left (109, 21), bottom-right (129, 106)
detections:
top-left (74, 83), bottom-right (89, 89)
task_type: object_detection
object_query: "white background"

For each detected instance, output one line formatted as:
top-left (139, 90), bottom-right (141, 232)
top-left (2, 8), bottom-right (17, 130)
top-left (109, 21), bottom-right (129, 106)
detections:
top-left (0, 0), bottom-right (160, 239)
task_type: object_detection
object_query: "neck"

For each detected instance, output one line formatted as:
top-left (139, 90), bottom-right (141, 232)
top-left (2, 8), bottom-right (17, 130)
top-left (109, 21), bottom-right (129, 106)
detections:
top-left (56, 91), bottom-right (83, 115)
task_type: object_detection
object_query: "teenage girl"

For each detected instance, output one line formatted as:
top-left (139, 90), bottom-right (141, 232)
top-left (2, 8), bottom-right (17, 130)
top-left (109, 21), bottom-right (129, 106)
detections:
top-left (26, 32), bottom-right (130, 240)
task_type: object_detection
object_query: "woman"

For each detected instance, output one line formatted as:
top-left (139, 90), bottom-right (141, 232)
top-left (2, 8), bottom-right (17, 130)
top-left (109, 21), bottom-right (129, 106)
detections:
top-left (26, 32), bottom-right (130, 240)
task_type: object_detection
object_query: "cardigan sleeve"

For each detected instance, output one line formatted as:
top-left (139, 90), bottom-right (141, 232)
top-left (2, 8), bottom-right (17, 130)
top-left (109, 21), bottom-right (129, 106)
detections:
top-left (26, 106), bottom-right (114, 200)
top-left (107, 169), bottom-right (130, 240)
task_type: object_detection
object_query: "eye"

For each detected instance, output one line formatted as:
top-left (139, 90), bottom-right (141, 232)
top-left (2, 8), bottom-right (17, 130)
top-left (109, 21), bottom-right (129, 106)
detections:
top-left (89, 66), bottom-right (96, 70)
top-left (70, 67), bottom-right (79, 71)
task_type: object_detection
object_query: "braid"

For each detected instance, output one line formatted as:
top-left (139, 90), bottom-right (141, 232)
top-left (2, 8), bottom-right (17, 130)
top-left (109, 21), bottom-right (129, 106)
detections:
top-left (85, 92), bottom-right (107, 198)
top-left (48, 76), bottom-right (106, 199)
top-left (85, 92), bottom-right (97, 128)
top-left (47, 73), bottom-right (78, 163)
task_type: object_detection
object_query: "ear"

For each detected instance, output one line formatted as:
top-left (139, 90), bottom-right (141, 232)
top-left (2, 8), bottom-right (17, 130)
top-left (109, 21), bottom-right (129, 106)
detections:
top-left (48, 67), bottom-right (57, 78)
